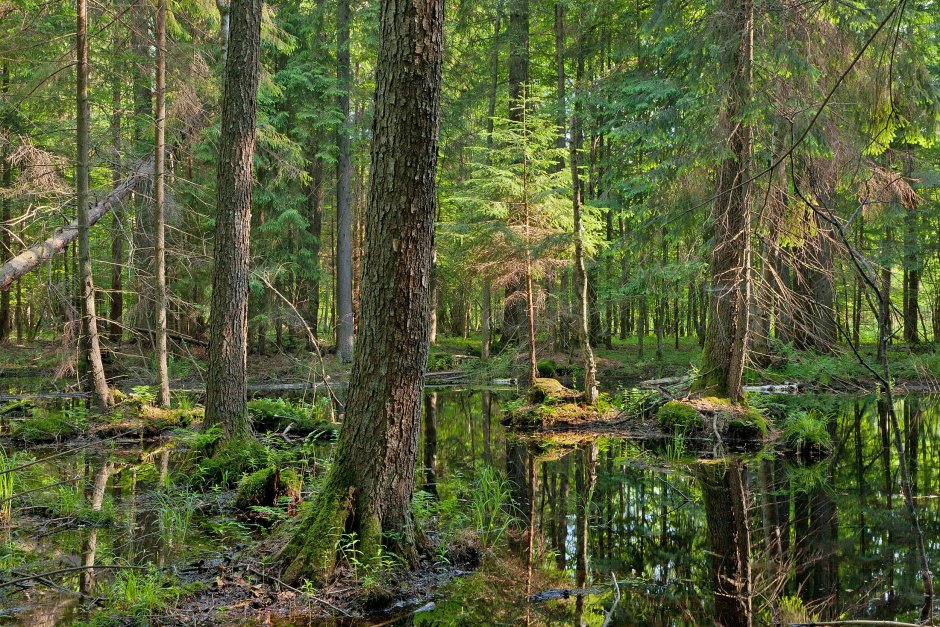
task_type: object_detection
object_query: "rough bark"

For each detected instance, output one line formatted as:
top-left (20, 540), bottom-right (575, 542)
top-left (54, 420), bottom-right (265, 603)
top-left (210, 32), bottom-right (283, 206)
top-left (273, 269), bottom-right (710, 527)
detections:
top-left (501, 0), bottom-right (529, 346)
top-left (335, 0), bottom-right (355, 363)
top-left (695, 0), bottom-right (753, 401)
top-left (281, 0), bottom-right (443, 581)
top-left (203, 0), bottom-right (262, 441)
top-left (154, 0), bottom-right (170, 407)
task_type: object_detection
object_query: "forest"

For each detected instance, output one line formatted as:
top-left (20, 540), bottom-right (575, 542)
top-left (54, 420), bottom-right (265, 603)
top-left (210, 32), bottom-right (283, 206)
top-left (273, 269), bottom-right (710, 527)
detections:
top-left (0, 0), bottom-right (939, 624)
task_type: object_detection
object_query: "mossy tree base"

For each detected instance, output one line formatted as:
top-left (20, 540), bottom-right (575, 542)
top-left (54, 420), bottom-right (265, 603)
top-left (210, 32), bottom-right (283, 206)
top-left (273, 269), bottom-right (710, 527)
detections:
top-left (278, 465), bottom-right (420, 585)
top-left (234, 467), bottom-right (301, 511)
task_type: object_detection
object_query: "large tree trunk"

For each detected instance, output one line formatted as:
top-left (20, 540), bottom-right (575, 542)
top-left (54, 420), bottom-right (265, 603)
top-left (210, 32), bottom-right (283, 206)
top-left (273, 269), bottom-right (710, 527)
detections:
top-left (335, 0), bottom-right (355, 363)
top-left (501, 0), bottom-right (529, 347)
top-left (204, 0), bottom-right (262, 441)
top-left (76, 0), bottom-right (111, 411)
top-left (695, 0), bottom-right (753, 401)
top-left (281, 0), bottom-right (443, 582)
top-left (153, 0), bottom-right (170, 407)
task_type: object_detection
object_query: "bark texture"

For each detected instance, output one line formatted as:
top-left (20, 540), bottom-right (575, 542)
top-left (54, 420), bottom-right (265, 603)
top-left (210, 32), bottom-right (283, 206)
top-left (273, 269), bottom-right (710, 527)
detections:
top-left (281, 0), bottom-right (443, 581)
top-left (204, 0), bottom-right (262, 440)
top-left (154, 0), bottom-right (170, 407)
top-left (696, 0), bottom-right (753, 401)
top-left (501, 0), bottom-right (529, 346)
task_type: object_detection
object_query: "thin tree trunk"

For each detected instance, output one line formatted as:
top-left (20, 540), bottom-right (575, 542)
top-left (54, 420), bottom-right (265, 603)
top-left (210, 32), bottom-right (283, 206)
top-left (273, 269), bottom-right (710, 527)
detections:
top-left (423, 392), bottom-right (437, 495)
top-left (130, 0), bottom-right (153, 334)
top-left (306, 150), bottom-right (324, 342)
top-left (901, 147), bottom-right (920, 344)
top-left (204, 0), bottom-right (263, 441)
top-left (281, 0), bottom-right (443, 581)
top-left (153, 0), bottom-right (170, 407)
top-left (109, 51), bottom-right (124, 344)
top-left (567, 27), bottom-right (597, 404)
top-left (215, 0), bottom-right (230, 59)
top-left (0, 64), bottom-right (9, 341)
top-left (76, 0), bottom-right (111, 411)
top-left (481, 277), bottom-right (491, 361)
top-left (335, 0), bottom-right (355, 363)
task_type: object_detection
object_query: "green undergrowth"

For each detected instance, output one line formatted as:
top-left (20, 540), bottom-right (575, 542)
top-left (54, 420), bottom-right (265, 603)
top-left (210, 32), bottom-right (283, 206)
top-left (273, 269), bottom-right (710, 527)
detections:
top-left (12, 405), bottom-right (89, 443)
top-left (247, 397), bottom-right (336, 435)
top-left (748, 394), bottom-right (836, 455)
top-left (754, 340), bottom-right (940, 387)
top-left (651, 397), bottom-right (769, 442)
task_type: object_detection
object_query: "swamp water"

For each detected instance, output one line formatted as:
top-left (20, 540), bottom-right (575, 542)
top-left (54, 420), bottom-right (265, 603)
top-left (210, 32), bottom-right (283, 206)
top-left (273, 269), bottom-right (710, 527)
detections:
top-left (0, 391), bottom-right (938, 625)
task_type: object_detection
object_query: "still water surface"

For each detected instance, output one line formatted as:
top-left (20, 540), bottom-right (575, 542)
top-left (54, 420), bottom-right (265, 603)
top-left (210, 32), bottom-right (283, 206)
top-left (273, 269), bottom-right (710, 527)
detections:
top-left (2, 391), bottom-right (938, 625)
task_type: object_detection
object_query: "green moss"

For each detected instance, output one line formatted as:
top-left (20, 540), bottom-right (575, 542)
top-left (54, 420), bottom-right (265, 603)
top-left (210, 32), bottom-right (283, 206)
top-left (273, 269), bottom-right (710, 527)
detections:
top-left (141, 406), bottom-right (203, 435)
top-left (12, 408), bottom-right (85, 443)
top-left (727, 408), bottom-right (769, 439)
top-left (233, 467), bottom-right (301, 511)
top-left (536, 359), bottom-right (558, 377)
top-left (280, 471), bottom-right (354, 584)
top-left (526, 378), bottom-right (582, 404)
top-left (656, 401), bottom-right (704, 431)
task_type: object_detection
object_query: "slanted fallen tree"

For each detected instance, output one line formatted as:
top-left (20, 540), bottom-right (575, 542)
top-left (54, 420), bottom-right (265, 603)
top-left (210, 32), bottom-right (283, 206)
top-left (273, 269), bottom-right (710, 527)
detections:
top-left (0, 114), bottom-right (206, 292)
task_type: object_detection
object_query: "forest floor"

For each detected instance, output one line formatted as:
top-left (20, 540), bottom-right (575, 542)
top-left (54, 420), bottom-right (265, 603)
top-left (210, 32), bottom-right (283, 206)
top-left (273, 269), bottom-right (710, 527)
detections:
top-left (2, 334), bottom-right (939, 399)
top-left (1, 337), bottom-right (936, 624)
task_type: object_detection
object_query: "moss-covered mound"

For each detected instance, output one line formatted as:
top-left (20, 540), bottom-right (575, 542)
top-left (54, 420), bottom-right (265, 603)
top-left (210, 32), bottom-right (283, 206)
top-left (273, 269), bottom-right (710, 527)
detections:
top-left (505, 378), bottom-right (615, 427)
top-left (654, 397), bottom-right (769, 441)
top-left (526, 378), bottom-right (583, 404)
top-left (11, 408), bottom-right (85, 443)
top-left (234, 467), bottom-right (302, 511)
top-left (656, 401), bottom-right (704, 430)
